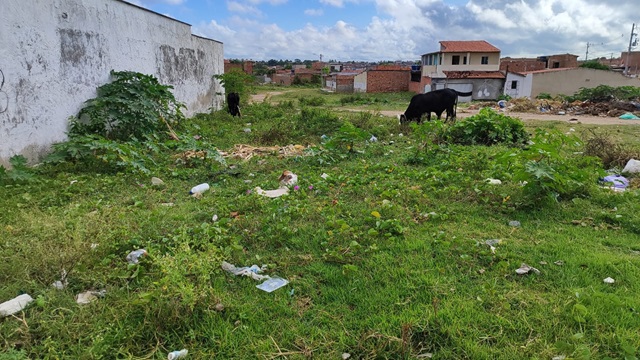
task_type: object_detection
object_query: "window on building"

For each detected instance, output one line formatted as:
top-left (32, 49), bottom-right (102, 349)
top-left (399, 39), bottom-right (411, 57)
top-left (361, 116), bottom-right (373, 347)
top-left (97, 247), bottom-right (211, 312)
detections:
top-left (481, 56), bottom-right (489, 65)
top-left (463, 56), bottom-right (467, 65)
top-left (552, 61), bottom-right (560, 68)
top-left (510, 80), bottom-right (518, 90)
top-left (452, 55), bottom-right (460, 65)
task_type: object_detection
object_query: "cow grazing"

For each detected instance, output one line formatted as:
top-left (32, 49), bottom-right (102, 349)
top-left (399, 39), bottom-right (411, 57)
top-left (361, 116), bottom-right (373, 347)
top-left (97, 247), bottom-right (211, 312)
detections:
top-left (399, 88), bottom-right (472, 124)
top-left (227, 92), bottom-right (241, 117)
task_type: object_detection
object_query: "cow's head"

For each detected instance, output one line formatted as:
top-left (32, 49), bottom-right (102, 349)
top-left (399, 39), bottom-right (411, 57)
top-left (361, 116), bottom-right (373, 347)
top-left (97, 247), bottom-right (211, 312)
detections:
top-left (398, 113), bottom-right (408, 125)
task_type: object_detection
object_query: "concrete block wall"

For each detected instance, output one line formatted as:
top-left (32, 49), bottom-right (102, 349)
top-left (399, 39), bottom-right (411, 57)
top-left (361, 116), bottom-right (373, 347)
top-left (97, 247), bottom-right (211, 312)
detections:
top-left (366, 70), bottom-right (410, 93)
top-left (0, 0), bottom-right (224, 166)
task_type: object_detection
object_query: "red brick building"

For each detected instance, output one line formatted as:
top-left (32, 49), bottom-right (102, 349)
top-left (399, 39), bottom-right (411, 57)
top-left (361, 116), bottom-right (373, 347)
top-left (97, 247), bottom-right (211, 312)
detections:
top-left (500, 54), bottom-right (578, 72)
top-left (224, 60), bottom-right (254, 74)
top-left (354, 65), bottom-right (411, 93)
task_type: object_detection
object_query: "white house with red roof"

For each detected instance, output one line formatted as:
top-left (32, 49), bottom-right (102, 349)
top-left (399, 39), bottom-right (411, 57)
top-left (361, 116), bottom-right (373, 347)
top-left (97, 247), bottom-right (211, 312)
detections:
top-left (416, 40), bottom-right (505, 100)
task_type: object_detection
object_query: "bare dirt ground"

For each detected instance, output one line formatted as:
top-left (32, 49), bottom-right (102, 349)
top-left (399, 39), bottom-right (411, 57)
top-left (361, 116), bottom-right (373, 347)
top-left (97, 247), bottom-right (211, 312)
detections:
top-left (250, 92), bottom-right (640, 126)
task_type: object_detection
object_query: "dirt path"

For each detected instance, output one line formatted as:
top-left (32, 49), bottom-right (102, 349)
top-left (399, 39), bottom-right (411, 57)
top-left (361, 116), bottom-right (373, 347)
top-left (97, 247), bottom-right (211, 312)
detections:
top-left (251, 91), bottom-right (640, 126)
top-left (361, 109), bottom-right (640, 126)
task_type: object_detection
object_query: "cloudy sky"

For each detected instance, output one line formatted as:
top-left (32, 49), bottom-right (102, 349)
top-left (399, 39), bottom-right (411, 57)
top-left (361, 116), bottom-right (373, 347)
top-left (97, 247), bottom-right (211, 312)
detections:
top-left (130, 0), bottom-right (638, 62)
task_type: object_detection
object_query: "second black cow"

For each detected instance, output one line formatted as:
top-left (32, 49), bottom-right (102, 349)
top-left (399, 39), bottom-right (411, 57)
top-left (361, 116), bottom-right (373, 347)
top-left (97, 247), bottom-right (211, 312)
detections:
top-left (227, 92), bottom-right (241, 117)
top-left (399, 88), bottom-right (472, 124)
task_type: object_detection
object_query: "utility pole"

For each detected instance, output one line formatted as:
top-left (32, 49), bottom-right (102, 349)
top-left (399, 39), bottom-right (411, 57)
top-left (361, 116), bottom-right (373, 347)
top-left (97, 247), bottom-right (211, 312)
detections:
top-left (585, 42), bottom-right (591, 61)
top-left (624, 23), bottom-right (637, 76)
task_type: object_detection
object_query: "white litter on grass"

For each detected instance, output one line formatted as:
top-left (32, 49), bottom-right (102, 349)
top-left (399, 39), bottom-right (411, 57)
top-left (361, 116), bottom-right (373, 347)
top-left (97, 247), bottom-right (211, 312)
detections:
top-left (254, 187), bottom-right (289, 198)
top-left (278, 170), bottom-right (298, 187)
top-left (320, 173), bottom-right (329, 179)
top-left (515, 263), bottom-right (540, 275)
top-left (603, 277), bottom-right (615, 284)
top-left (256, 277), bottom-right (289, 293)
top-left (126, 249), bottom-right (148, 265)
top-left (342, 353), bottom-right (351, 360)
top-left (151, 177), bottom-right (165, 186)
top-left (485, 239), bottom-right (501, 254)
top-left (76, 290), bottom-right (106, 305)
top-left (0, 294), bottom-right (34, 317)
top-left (486, 178), bottom-right (502, 185)
top-left (222, 261), bottom-right (270, 281)
top-left (508, 220), bottom-right (521, 227)
top-left (52, 269), bottom-right (68, 290)
top-left (212, 214), bottom-right (219, 222)
top-left (168, 349), bottom-right (188, 360)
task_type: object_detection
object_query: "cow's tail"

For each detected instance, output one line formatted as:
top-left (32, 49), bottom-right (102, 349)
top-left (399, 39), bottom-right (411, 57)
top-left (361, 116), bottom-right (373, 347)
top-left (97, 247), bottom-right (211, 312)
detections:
top-left (454, 90), bottom-right (473, 97)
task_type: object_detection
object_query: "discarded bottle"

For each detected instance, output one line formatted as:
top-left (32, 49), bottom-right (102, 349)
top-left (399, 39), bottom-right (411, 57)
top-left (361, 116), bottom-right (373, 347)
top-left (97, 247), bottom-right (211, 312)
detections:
top-left (0, 294), bottom-right (34, 317)
top-left (189, 183), bottom-right (210, 195)
top-left (126, 249), bottom-right (147, 265)
top-left (168, 349), bottom-right (188, 360)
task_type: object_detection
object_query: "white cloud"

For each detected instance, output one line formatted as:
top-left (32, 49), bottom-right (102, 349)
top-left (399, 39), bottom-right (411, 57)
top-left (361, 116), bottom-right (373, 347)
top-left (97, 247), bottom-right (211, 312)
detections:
top-left (227, 1), bottom-right (262, 16)
top-left (305, 8), bottom-right (324, 16)
top-left (195, 0), bottom-right (636, 61)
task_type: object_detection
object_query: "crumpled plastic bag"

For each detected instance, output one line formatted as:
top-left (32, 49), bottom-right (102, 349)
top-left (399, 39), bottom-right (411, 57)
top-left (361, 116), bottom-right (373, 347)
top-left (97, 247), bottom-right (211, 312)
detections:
top-left (221, 261), bottom-right (270, 281)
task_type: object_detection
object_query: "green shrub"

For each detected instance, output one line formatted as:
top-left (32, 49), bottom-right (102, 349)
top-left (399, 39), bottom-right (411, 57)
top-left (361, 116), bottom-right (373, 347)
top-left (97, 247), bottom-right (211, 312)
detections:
top-left (70, 70), bottom-right (185, 141)
top-left (298, 96), bottom-right (326, 106)
top-left (445, 108), bottom-right (529, 146)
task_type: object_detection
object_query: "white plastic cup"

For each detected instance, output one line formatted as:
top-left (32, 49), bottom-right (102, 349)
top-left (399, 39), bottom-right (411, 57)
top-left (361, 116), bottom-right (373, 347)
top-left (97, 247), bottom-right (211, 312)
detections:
top-left (168, 349), bottom-right (188, 360)
top-left (189, 183), bottom-right (210, 195)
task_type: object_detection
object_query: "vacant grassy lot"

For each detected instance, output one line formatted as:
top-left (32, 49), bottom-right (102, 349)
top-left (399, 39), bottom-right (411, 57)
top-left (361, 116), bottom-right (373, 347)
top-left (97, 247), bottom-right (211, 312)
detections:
top-left (2, 87), bottom-right (640, 359)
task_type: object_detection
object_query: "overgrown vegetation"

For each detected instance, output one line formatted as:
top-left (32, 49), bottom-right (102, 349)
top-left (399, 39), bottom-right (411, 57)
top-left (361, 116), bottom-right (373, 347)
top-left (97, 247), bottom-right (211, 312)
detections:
top-left (2, 84), bottom-right (640, 359)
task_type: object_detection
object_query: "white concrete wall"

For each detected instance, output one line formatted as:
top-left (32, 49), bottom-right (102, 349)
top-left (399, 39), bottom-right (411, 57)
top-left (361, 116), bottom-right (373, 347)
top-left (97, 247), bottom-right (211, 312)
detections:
top-left (0, 0), bottom-right (224, 166)
top-left (354, 72), bottom-right (367, 93)
top-left (530, 68), bottom-right (640, 98)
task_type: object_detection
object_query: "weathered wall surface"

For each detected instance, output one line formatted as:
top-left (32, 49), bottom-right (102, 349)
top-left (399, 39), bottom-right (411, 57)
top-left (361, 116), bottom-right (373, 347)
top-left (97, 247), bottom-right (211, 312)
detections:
top-left (0, 0), bottom-right (224, 166)
top-left (530, 68), bottom-right (640, 98)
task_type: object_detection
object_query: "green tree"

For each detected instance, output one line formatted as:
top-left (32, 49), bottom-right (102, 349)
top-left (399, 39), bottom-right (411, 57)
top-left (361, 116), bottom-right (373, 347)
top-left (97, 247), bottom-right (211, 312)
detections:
top-left (579, 60), bottom-right (610, 70)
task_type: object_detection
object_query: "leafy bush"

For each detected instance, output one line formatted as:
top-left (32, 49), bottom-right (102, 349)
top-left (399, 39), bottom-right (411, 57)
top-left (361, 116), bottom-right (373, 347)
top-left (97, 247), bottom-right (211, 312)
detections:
top-left (445, 108), bottom-right (529, 146)
top-left (298, 95), bottom-right (326, 106)
top-left (213, 69), bottom-right (255, 106)
top-left (324, 121), bottom-right (370, 153)
top-left (536, 93), bottom-right (553, 100)
top-left (70, 71), bottom-right (185, 141)
top-left (580, 60), bottom-right (610, 70)
top-left (0, 155), bottom-right (37, 184)
top-left (565, 85), bottom-right (640, 103)
top-left (499, 129), bottom-right (603, 205)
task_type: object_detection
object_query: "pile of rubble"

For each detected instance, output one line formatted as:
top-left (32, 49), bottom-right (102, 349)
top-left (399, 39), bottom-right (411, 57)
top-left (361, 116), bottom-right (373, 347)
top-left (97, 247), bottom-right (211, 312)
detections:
top-left (469, 98), bottom-right (640, 117)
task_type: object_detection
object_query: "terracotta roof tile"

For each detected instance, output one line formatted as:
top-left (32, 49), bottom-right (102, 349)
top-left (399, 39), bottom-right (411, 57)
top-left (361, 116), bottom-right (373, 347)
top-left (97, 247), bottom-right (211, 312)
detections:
top-left (440, 40), bottom-right (500, 53)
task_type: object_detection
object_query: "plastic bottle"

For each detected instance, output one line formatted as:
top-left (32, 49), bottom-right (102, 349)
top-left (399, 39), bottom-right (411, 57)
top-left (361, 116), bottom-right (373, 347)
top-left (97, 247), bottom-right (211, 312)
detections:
top-left (168, 349), bottom-right (188, 360)
top-left (189, 183), bottom-right (210, 195)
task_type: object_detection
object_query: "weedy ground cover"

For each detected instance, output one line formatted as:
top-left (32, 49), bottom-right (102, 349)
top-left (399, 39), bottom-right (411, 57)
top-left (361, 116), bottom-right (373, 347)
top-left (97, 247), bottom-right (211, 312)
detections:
top-left (1, 84), bottom-right (640, 359)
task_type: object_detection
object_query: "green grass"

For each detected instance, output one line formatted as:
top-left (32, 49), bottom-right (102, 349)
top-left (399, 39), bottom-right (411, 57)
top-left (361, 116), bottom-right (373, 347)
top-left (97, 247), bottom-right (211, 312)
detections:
top-left (2, 92), bottom-right (640, 359)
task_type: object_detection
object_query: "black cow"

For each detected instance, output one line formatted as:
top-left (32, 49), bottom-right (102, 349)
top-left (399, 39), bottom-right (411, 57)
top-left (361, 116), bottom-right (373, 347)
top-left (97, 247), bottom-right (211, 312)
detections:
top-left (227, 92), bottom-right (241, 117)
top-left (399, 88), bottom-right (472, 124)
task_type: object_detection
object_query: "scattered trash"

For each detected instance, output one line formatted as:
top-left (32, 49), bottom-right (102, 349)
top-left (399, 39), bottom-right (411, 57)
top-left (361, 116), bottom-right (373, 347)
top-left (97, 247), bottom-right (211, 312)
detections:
top-left (485, 239), bottom-right (501, 254)
top-left (160, 202), bottom-right (175, 207)
top-left (151, 177), bottom-right (165, 186)
top-left (254, 187), bottom-right (289, 198)
top-left (497, 100), bottom-right (506, 109)
top-left (76, 290), bottom-right (106, 305)
top-left (90, 243), bottom-right (99, 250)
top-left (0, 294), bottom-right (34, 317)
top-left (221, 261), bottom-right (270, 281)
top-left (219, 144), bottom-right (308, 161)
top-left (278, 170), bottom-right (298, 187)
top-left (515, 263), bottom-right (540, 275)
top-left (70, 180), bottom-right (78, 185)
top-left (52, 269), bottom-right (68, 290)
top-left (558, 111), bottom-right (566, 115)
top-left (168, 349), bottom-right (188, 360)
top-left (486, 178), bottom-right (502, 185)
top-left (622, 159), bottom-right (640, 174)
top-left (321, 134), bottom-right (329, 142)
top-left (508, 220), bottom-right (521, 227)
top-left (320, 173), bottom-right (329, 180)
top-left (369, 135), bottom-right (378, 142)
top-left (600, 174), bottom-right (629, 190)
top-left (603, 277), bottom-right (615, 284)
top-left (552, 356), bottom-right (566, 360)
top-left (243, 128), bottom-right (252, 133)
top-left (289, 288), bottom-right (295, 297)
top-left (342, 353), bottom-right (352, 360)
top-left (126, 249), bottom-right (147, 265)
top-left (212, 214), bottom-right (219, 222)
top-left (189, 183), bottom-right (210, 195)
top-left (214, 303), bottom-right (224, 312)
top-left (416, 353), bottom-right (433, 359)
top-left (619, 112), bottom-right (640, 120)
top-left (256, 277), bottom-right (289, 293)
top-left (539, 261), bottom-right (548, 265)
top-left (243, 179), bottom-right (252, 184)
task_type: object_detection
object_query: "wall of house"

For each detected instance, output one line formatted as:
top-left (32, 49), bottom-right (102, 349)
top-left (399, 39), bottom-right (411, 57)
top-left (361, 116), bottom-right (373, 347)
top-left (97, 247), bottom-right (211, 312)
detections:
top-left (422, 53), bottom-right (500, 77)
top-left (447, 79), bottom-right (504, 100)
top-left (336, 76), bottom-right (354, 93)
top-left (546, 54), bottom-right (578, 68)
top-left (272, 73), bottom-right (292, 85)
top-left (500, 59), bottom-right (545, 73)
top-left (354, 72), bottom-right (367, 93)
top-left (408, 76), bottom-right (431, 94)
top-left (1, 0), bottom-right (224, 166)
top-left (621, 52), bottom-right (640, 76)
top-left (530, 68), bottom-right (640, 98)
top-left (366, 70), bottom-right (410, 93)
